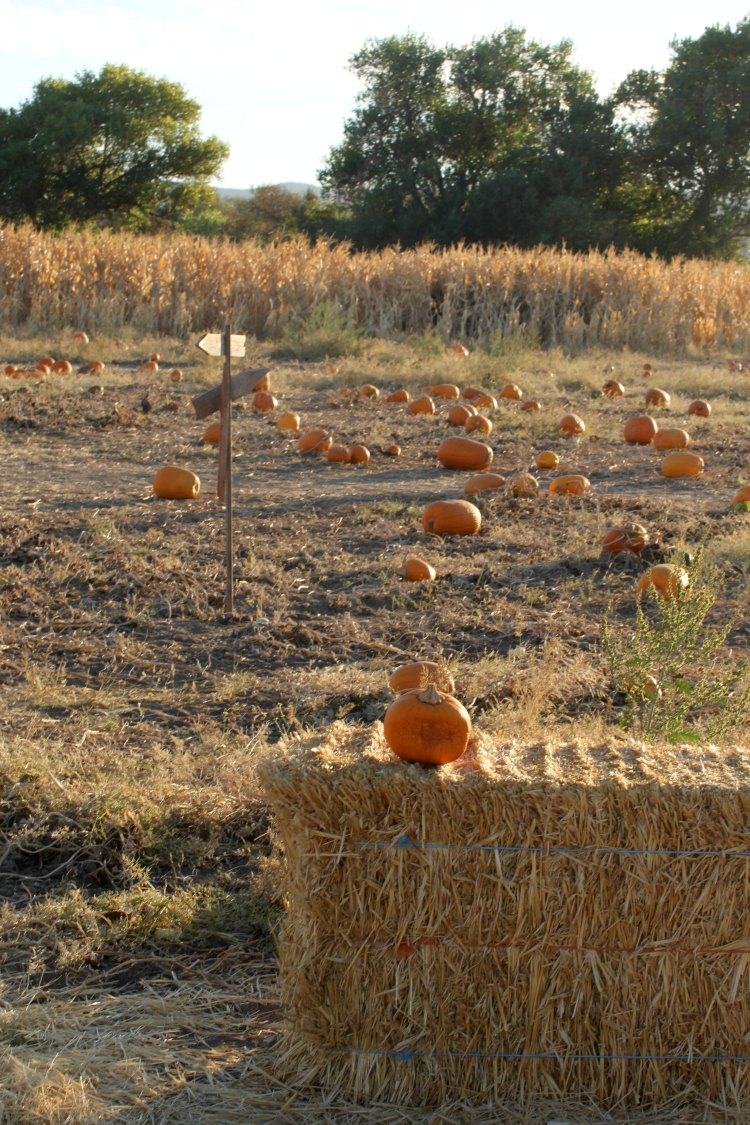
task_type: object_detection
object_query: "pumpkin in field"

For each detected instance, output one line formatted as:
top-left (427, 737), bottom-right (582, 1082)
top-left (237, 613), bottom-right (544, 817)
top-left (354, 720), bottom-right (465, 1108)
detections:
top-left (153, 466), bottom-right (201, 499)
top-left (52, 360), bottom-right (73, 375)
top-left (437, 436), bottom-right (493, 471)
top-left (169, 368), bottom-right (184, 383)
top-left (602, 380), bottom-right (625, 397)
top-left (661, 451), bottom-right (704, 478)
top-left (536, 450), bottom-right (559, 469)
top-left (652, 428), bottom-right (690, 451)
top-left (688, 399), bottom-right (711, 418)
top-left (637, 564), bottom-right (689, 601)
top-left (464, 472), bottom-right (505, 495)
top-left (602, 523), bottom-right (649, 555)
top-left (398, 558), bottom-right (437, 583)
top-left (473, 393), bottom-right (497, 410)
top-left (252, 391), bottom-right (277, 412)
top-left (624, 415), bottom-right (658, 444)
top-left (389, 661), bottom-right (454, 694)
top-left (72, 331), bottom-right (89, 344)
top-left (462, 386), bottom-right (484, 400)
top-left (558, 413), bottom-right (586, 437)
top-left (88, 360), bottom-right (105, 373)
top-left (383, 685), bottom-right (471, 765)
top-left (277, 412), bottom-right (301, 433)
top-left (202, 421), bottom-right (221, 444)
top-left (520, 399), bottom-right (541, 412)
top-left (296, 429), bottom-right (332, 453)
top-left (466, 414), bottom-right (492, 436)
top-left (349, 443), bottom-right (371, 464)
top-left (326, 444), bottom-right (351, 463)
top-left (644, 387), bottom-right (670, 407)
top-left (386, 388), bottom-right (411, 403)
top-left (507, 472), bottom-right (539, 497)
top-left (428, 383), bottom-right (460, 399)
top-left (626, 674), bottom-right (662, 702)
top-left (422, 499), bottom-right (481, 536)
top-left (732, 485), bottom-right (750, 511)
top-left (448, 403), bottom-right (476, 427)
top-left (142, 360), bottom-right (159, 373)
top-left (448, 342), bottom-right (470, 357)
top-left (252, 371), bottom-right (271, 392)
top-left (408, 394), bottom-right (436, 416)
top-left (383, 443), bottom-right (401, 457)
top-left (549, 474), bottom-right (591, 496)
top-left (360, 384), bottom-right (380, 400)
top-left (499, 383), bottom-right (523, 400)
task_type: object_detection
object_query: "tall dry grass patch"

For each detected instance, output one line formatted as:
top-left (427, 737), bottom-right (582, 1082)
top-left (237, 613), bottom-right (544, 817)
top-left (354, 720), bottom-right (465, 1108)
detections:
top-left (2, 224), bottom-right (750, 354)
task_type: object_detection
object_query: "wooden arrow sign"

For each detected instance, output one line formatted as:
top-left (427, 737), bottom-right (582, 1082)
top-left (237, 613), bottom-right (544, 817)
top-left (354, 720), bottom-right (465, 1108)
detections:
top-left (191, 366), bottom-right (270, 419)
top-left (197, 333), bottom-right (246, 358)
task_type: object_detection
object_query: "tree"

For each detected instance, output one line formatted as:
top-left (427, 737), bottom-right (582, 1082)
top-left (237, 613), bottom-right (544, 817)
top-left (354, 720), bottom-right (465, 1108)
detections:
top-left (615, 19), bottom-right (750, 257)
top-left (221, 185), bottom-right (344, 243)
top-left (0, 64), bottom-right (228, 230)
top-left (319, 30), bottom-right (625, 249)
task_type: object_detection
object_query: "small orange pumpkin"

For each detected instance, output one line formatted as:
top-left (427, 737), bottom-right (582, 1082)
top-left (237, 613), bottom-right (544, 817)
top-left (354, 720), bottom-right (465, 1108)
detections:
top-left (499, 383), bottom-right (523, 400)
top-left (142, 360), bottom-right (159, 373)
top-left (422, 499), bottom-right (481, 536)
top-left (472, 393), bottom-right (497, 410)
top-left (383, 443), bottom-right (401, 457)
top-left (296, 429), bottom-right (332, 453)
top-left (408, 394), bottom-right (436, 416)
top-left (688, 399), bottom-right (711, 418)
top-left (386, 388), bottom-right (411, 403)
top-left (428, 382), bottom-right (460, 399)
top-left (466, 414), bottom-right (492, 435)
top-left (549, 474), bottom-right (591, 496)
top-left (661, 451), bottom-right (704, 478)
top-left (602, 380), bottom-right (625, 397)
top-left (72, 331), bottom-right (89, 344)
top-left (52, 360), bottom-right (73, 375)
top-left (624, 416), bottom-right (658, 444)
top-left (277, 412), bottom-right (301, 432)
top-left (448, 403), bottom-right (476, 427)
top-left (652, 428), bottom-right (690, 451)
top-left (252, 391), bottom-right (278, 412)
top-left (520, 399), bottom-right (541, 412)
top-left (448, 342), bottom-right (470, 357)
top-left (389, 661), bottom-right (454, 693)
top-left (637, 564), bottom-right (689, 601)
top-left (602, 528), bottom-right (630, 554)
top-left (202, 421), bottom-right (221, 444)
top-left (464, 472), bottom-right (505, 495)
top-left (169, 368), bottom-right (184, 383)
top-left (349, 443), bottom-right (371, 464)
top-left (153, 466), bottom-right (201, 499)
top-left (398, 558), bottom-right (437, 583)
top-left (88, 360), bottom-right (105, 373)
top-left (462, 386), bottom-right (484, 400)
top-left (644, 387), bottom-right (670, 407)
top-left (558, 413), bottom-right (586, 437)
top-left (252, 371), bottom-right (271, 392)
top-left (536, 450), bottom-right (559, 469)
top-left (360, 384), bottom-right (380, 400)
top-left (326, 444), bottom-right (352, 463)
top-left (437, 436), bottom-right (493, 471)
top-left (383, 685), bottom-right (471, 765)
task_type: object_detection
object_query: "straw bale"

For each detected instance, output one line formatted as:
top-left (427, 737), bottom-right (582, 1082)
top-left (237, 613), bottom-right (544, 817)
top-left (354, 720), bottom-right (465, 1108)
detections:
top-left (259, 723), bottom-right (750, 1112)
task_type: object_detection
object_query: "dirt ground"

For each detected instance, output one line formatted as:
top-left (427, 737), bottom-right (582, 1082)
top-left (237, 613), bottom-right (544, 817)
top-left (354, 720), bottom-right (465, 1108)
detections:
top-left (2, 345), bottom-right (750, 1122)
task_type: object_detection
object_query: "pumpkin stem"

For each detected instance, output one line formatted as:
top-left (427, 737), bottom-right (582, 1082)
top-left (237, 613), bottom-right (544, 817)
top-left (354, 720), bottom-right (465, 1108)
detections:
top-left (419, 684), bottom-right (443, 705)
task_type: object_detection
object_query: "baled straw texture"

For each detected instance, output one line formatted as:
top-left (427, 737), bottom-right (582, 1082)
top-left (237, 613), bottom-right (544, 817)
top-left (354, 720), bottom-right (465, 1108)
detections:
top-left (259, 724), bottom-right (750, 1112)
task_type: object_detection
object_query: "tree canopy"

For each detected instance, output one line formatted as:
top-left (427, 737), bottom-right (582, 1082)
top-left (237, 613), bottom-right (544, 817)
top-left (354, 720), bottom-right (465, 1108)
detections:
top-left (0, 64), bottom-right (228, 231)
top-left (320, 21), bottom-right (750, 258)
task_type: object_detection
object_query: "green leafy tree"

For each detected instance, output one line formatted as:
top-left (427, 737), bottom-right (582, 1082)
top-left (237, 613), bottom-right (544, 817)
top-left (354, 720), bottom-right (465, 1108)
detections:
top-left (319, 29), bottom-right (626, 249)
top-left (221, 185), bottom-right (344, 243)
top-left (615, 19), bottom-right (750, 257)
top-left (0, 64), bottom-right (228, 231)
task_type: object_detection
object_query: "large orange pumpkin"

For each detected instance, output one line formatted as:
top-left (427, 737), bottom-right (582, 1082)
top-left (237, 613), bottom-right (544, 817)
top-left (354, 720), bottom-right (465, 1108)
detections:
top-left (466, 414), bottom-right (492, 435)
top-left (349, 443), bottom-right (371, 464)
top-left (499, 383), bottom-right (523, 400)
top-left (448, 403), bottom-right (476, 427)
top-left (624, 416), bottom-right (658, 444)
top-left (252, 391), bottom-right (278, 412)
top-left (296, 429), bottom-right (332, 453)
top-left (408, 394), bottom-right (436, 416)
top-left (326, 444), bottom-right (351, 463)
top-left (383, 685), bottom-right (471, 765)
top-left (386, 388), bottom-right (411, 403)
top-left (428, 383), bottom-right (460, 399)
top-left (422, 499), bottom-right (481, 536)
top-left (153, 467), bottom-right (201, 499)
top-left (688, 400), bottom-right (711, 418)
top-left (437, 436), bottom-right (493, 471)
top-left (472, 393), bottom-right (497, 410)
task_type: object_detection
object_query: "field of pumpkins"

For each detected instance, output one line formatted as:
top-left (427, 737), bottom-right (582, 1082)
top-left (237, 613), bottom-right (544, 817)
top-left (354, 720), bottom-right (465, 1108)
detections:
top-left (1, 334), bottom-right (750, 745)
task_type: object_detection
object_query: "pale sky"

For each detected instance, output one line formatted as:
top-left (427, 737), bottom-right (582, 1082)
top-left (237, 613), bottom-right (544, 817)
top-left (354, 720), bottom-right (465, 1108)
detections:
top-left (1, 0), bottom-right (748, 190)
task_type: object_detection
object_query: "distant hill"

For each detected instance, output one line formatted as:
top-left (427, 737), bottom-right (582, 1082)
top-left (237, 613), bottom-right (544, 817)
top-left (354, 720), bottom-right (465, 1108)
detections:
top-left (215, 183), bottom-right (320, 201)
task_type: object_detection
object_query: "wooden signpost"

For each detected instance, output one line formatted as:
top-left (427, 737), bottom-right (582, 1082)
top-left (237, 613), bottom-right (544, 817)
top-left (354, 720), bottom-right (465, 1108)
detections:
top-left (193, 328), bottom-right (270, 617)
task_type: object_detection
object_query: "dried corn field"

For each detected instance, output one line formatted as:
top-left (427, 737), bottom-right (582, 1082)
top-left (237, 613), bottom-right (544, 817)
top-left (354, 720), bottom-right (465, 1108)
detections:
top-left (2, 224), bottom-right (750, 354)
top-left (2, 326), bottom-right (750, 1123)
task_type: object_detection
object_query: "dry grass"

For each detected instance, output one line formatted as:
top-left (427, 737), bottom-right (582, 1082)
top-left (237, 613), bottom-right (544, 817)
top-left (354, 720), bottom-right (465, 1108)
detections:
top-left (2, 331), bottom-right (750, 1120)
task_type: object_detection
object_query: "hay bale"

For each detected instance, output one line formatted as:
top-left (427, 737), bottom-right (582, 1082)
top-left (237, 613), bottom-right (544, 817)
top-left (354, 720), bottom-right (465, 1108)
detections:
top-left (259, 724), bottom-right (750, 1111)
